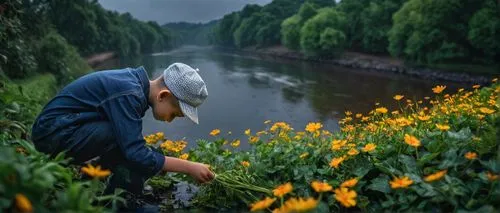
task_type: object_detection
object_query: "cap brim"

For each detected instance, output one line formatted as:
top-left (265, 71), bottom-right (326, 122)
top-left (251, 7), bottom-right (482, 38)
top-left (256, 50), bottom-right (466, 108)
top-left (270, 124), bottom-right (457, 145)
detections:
top-left (179, 101), bottom-right (199, 124)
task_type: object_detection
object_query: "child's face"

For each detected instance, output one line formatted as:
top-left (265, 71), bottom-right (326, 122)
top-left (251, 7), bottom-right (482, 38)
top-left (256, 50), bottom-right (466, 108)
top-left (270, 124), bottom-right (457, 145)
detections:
top-left (152, 89), bottom-right (184, 122)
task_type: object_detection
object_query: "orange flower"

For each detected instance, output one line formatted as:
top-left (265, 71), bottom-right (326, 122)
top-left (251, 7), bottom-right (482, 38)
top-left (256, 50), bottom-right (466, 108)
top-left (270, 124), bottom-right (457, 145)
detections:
top-left (424, 170), bottom-right (447, 182)
top-left (179, 153), bottom-right (189, 160)
top-left (210, 129), bottom-right (220, 136)
top-left (273, 182), bottom-right (293, 197)
top-left (81, 164), bottom-right (111, 179)
top-left (340, 178), bottom-right (358, 188)
top-left (311, 181), bottom-right (333, 193)
top-left (479, 107), bottom-right (495, 114)
top-left (465, 152), bottom-right (477, 160)
top-left (486, 171), bottom-right (499, 181)
top-left (375, 107), bottom-right (388, 114)
top-left (393, 95), bottom-right (404, 101)
top-left (334, 187), bottom-right (357, 208)
top-left (329, 156), bottom-right (346, 169)
top-left (15, 194), bottom-right (33, 213)
top-left (241, 161), bottom-right (250, 167)
top-left (432, 85), bottom-right (446, 94)
top-left (362, 143), bottom-right (376, 152)
top-left (305, 122), bottom-right (323, 133)
top-left (404, 134), bottom-right (421, 147)
top-left (279, 197), bottom-right (318, 212)
top-left (472, 84), bottom-right (481, 89)
top-left (347, 148), bottom-right (359, 156)
top-left (435, 124), bottom-right (450, 131)
top-left (390, 176), bottom-right (413, 189)
top-left (250, 197), bottom-right (276, 212)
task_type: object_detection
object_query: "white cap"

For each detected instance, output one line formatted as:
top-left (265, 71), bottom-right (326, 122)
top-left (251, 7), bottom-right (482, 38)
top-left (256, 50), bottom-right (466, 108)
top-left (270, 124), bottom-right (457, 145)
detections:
top-left (163, 63), bottom-right (208, 124)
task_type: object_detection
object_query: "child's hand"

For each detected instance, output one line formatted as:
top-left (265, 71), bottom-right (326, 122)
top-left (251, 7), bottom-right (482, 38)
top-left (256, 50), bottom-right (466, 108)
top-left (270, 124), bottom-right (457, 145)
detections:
top-left (188, 162), bottom-right (215, 183)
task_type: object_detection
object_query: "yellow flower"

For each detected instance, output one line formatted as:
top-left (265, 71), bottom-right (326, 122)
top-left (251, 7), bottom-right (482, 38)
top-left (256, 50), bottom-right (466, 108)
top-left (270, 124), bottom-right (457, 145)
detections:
top-left (250, 197), bottom-right (276, 212)
top-left (155, 132), bottom-right (164, 139)
top-left (249, 136), bottom-right (260, 144)
top-left (311, 181), bottom-right (333, 193)
top-left (15, 194), bottom-right (33, 213)
top-left (305, 122), bottom-right (323, 133)
top-left (393, 95), bottom-right (404, 101)
top-left (329, 156), bottom-right (346, 169)
top-left (392, 110), bottom-right (399, 115)
top-left (299, 152), bottom-right (309, 159)
top-left (241, 161), bottom-right (250, 167)
top-left (479, 107), bottom-right (495, 114)
top-left (472, 84), bottom-right (481, 89)
top-left (347, 148), bottom-right (359, 156)
top-left (375, 107), bottom-right (388, 114)
top-left (404, 134), bottom-right (421, 147)
top-left (340, 178), bottom-right (358, 188)
top-left (256, 131), bottom-right (267, 136)
top-left (432, 85), bottom-right (446, 94)
top-left (465, 152), bottom-right (477, 160)
top-left (417, 115), bottom-right (431, 121)
top-left (273, 182), bottom-right (293, 197)
top-left (334, 187), bottom-right (357, 208)
top-left (390, 176), bottom-right (413, 189)
top-left (331, 139), bottom-right (347, 151)
top-left (231, 139), bottom-right (241, 147)
top-left (210, 129), bottom-right (220, 136)
top-left (362, 143), bottom-right (376, 152)
top-left (270, 122), bottom-right (292, 132)
top-left (361, 116), bottom-right (369, 122)
top-left (280, 197), bottom-right (318, 212)
top-left (487, 171), bottom-right (499, 181)
top-left (355, 113), bottom-right (362, 118)
top-left (179, 153), bottom-right (189, 160)
top-left (245, 129), bottom-right (251, 136)
top-left (435, 124), bottom-right (450, 131)
top-left (81, 164), bottom-right (111, 179)
top-left (345, 111), bottom-right (353, 116)
top-left (424, 170), bottom-right (447, 182)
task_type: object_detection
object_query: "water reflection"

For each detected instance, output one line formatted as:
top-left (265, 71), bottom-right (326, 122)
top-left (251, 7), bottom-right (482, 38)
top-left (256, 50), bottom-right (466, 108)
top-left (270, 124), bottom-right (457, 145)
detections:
top-left (95, 46), bottom-right (470, 149)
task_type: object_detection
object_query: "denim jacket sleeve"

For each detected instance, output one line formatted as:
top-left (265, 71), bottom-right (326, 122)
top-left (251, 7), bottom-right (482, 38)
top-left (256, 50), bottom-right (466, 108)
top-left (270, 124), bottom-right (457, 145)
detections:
top-left (97, 91), bottom-right (165, 177)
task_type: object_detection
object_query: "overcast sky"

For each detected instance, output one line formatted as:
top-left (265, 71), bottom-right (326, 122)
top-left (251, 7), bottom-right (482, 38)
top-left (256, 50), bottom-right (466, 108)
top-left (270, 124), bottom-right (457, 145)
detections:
top-left (98, 0), bottom-right (272, 24)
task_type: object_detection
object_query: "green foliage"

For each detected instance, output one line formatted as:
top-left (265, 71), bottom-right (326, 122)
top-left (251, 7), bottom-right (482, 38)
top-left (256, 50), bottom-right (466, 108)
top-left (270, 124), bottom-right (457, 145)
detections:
top-left (467, 0), bottom-right (500, 64)
top-left (151, 82), bottom-right (500, 212)
top-left (0, 0), bottom-right (38, 79)
top-left (388, 0), bottom-right (488, 64)
top-left (36, 31), bottom-right (91, 84)
top-left (300, 8), bottom-right (347, 57)
top-left (281, 15), bottom-right (303, 50)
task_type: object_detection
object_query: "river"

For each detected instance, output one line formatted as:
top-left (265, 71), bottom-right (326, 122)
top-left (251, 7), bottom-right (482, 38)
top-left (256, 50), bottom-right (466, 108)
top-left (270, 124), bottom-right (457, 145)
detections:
top-left (95, 46), bottom-right (469, 149)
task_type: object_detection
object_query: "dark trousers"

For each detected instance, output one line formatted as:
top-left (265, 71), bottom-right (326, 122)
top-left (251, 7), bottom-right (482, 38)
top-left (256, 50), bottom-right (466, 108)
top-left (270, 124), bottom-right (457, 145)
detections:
top-left (33, 121), bottom-right (151, 195)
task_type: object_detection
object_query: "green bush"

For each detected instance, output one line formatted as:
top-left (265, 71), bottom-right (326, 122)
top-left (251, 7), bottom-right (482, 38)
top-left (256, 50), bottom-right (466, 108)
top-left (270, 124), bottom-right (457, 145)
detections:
top-left (300, 8), bottom-right (347, 57)
top-left (36, 31), bottom-right (90, 84)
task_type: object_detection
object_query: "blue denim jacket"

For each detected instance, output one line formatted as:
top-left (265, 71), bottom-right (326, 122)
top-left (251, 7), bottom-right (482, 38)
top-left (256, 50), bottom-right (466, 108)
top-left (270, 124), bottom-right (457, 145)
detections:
top-left (31, 67), bottom-right (164, 176)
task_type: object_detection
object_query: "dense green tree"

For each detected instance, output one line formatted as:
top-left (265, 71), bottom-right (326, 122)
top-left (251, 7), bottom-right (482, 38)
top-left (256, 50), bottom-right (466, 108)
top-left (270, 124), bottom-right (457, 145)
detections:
top-left (281, 2), bottom-right (318, 50)
top-left (467, 0), bottom-right (500, 64)
top-left (388, 0), bottom-right (485, 64)
top-left (300, 8), bottom-right (347, 57)
top-left (359, 0), bottom-right (407, 53)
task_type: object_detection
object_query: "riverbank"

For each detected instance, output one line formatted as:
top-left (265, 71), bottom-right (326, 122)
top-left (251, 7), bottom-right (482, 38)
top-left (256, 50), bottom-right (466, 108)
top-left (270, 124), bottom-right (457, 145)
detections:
top-left (219, 46), bottom-right (496, 84)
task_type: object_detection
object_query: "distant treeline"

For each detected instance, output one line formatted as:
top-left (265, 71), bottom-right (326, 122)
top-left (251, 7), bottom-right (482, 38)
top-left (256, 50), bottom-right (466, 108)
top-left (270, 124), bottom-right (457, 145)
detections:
top-left (206, 0), bottom-right (500, 70)
top-left (164, 21), bottom-right (217, 46)
top-left (1, 0), bottom-right (174, 83)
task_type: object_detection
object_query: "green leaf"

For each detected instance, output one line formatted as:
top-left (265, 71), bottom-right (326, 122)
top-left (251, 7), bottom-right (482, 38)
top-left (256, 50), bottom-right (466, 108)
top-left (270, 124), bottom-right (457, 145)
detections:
top-left (418, 152), bottom-right (440, 166)
top-left (353, 161), bottom-right (373, 178)
top-left (447, 128), bottom-right (472, 141)
top-left (399, 155), bottom-right (418, 174)
top-left (367, 175), bottom-right (391, 193)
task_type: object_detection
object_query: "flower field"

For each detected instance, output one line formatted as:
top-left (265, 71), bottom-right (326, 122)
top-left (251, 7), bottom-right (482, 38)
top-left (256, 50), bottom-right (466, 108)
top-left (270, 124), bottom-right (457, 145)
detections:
top-left (147, 80), bottom-right (499, 212)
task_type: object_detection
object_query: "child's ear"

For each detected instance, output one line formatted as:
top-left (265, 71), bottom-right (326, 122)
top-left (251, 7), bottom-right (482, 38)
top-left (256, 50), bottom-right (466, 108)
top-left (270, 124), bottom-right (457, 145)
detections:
top-left (158, 89), bottom-right (173, 102)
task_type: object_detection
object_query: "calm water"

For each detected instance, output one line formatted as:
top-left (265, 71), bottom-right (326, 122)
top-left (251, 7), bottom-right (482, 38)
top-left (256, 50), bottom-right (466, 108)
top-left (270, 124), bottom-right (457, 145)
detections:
top-left (97, 46), bottom-right (469, 149)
